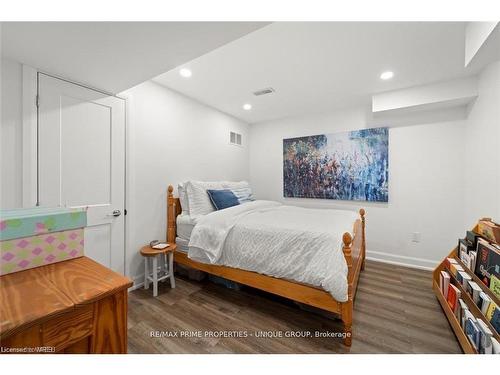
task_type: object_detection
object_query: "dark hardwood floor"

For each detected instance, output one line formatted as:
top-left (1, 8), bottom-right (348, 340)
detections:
top-left (127, 260), bottom-right (462, 353)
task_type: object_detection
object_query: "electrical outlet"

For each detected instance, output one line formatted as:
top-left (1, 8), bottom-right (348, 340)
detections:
top-left (412, 232), bottom-right (421, 243)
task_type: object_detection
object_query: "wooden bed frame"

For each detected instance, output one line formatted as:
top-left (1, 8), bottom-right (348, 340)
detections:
top-left (166, 185), bottom-right (366, 346)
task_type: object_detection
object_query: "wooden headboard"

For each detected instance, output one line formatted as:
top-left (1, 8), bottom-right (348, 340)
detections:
top-left (167, 185), bottom-right (182, 243)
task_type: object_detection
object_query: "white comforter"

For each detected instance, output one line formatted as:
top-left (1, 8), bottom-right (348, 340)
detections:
top-left (188, 200), bottom-right (358, 302)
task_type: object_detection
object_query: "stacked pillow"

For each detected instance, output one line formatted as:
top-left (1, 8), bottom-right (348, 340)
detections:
top-left (223, 181), bottom-right (254, 204)
top-left (178, 180), bottom-right (254, 216)
top-left (186, 181), bottom-right (225, 216)
top-left (206, 189), bottom-right (240, 210)
top-left (177, 182), bottom-right (190, 215)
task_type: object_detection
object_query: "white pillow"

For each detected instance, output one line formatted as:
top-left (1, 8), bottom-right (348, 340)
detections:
top-left (177, 183), bottom-right (190, 216)
top-left (222, 181), bottom-right (254, 203)
top-left (185, 181), bottom-right (224, 217)
top-left (221, 180), bottom-right (249, 189)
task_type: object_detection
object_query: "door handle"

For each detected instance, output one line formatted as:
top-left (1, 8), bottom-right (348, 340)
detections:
top-left (107, 210), bottom-right (121, 217)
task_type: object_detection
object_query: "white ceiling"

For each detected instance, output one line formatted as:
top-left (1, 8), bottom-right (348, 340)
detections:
top-left (1, 22), bottom-right (268, 93)
top-left (154, 22), bottom-right (497, 124)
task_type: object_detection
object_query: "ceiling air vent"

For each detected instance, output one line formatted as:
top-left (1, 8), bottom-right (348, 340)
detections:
top-left (253, 87), bottom-right (275, 96)
top-left (230, 131), bottom-right (242, 146)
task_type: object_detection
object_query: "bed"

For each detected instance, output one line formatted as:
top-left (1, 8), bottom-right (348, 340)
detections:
top-left (167, 183), bottom-right (366, 346)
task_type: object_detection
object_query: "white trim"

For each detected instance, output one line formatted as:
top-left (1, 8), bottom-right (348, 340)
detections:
top-left (37, 70), bottom-right (120, 98)
top-left (366, 250), bottom-right (438, 271)
top-left (121, 91), bottom-right (134, 281)
top-left (128, 283), bottom-right (144, 292)
top-left (122, 94), bottom-right (129, 281)
top-left (128, 273), bottom-right (146, 292)
top-left (21, 64), bottom-right (38, 207)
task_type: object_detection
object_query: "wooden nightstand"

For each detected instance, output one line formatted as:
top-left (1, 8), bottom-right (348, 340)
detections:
top-left (140, 243), bottom-right (176, 297)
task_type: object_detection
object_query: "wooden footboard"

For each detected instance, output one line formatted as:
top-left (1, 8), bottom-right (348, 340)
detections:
top-left (166, 185), bottom-right (366, 347)
top-left (340, 209), bottom-right (365, 346)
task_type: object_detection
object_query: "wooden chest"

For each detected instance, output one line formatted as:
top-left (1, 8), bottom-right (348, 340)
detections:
top-left (0, 256), bottom-right (132, 354)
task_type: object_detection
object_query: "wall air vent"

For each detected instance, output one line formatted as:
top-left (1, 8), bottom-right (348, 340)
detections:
top-left (230, 131), bottom-right (242, 146)
top-left (253, 87), bottom-right (275, 96)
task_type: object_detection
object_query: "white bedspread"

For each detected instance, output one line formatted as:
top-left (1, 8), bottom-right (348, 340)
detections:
top-left (188, 200), bottom-right (359, 302)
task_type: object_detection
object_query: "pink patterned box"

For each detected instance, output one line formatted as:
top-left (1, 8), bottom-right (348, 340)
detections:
top-left (0, 229), bottom-right (84, 275)
top-left (0, 208), bottom-right (86, 276)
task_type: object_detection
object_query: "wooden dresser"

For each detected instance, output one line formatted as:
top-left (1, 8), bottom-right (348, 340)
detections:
top-left (0, 256), bottom-right (132, 354)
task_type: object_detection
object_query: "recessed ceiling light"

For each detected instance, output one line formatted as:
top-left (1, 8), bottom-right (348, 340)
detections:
top-left (380, 71), bottom-right (394, 80)
top-left (243, 104), bottom-right (252, 111)
top-left (179, 68), bottom-right (192, 78)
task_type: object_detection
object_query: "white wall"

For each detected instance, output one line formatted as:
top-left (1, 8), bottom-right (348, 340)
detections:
top-left (0, 58), bottom-right (23, 209)
top-left (249, 105), bottom-right (467, 269)
top-left (121, 81), bottom-right (250, 283)
top-left (465, 22), bottom-right (499, 66)
top-left (464, 61), bottom-right (500, 225)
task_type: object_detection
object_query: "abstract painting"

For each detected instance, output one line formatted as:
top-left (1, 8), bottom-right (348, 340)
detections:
top-left (283, 127), bottom-right (389, 202)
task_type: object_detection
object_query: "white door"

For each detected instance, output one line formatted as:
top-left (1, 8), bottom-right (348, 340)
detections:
top-left (37, 73), bottom-right (125, 274)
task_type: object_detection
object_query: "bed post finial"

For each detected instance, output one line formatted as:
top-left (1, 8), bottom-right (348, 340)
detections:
top-left (342, 232), bottom-right (352, 248)
top-left (167, 185), bottom-right (176, 244)
top-left (359, 208), bottom-right (366, 271)
top-left (341, 230), bottom-right (354, 346)
top-left (342, 232), bottom-right (353, 287)
top-left (342, 232), bottom-right (353, 277)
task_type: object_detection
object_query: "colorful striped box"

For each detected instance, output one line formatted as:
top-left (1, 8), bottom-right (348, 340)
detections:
top-left (0, 207), bottom-right (87, 276)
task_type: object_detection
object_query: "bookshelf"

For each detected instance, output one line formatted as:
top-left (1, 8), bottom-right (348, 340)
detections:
top-left (432, 221), bottom-right (500, 354)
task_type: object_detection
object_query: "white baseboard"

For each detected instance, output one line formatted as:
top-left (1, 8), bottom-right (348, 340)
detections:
top-left (128, 267), bottom-right (167, 292)
top-left (366, 250), bottom-right (439, 271)
top-left (128, 274), bottom-right (145, 292)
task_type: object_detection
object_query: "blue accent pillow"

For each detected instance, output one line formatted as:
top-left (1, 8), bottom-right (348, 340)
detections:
top-left (207, 189), bottom-right (240, 210)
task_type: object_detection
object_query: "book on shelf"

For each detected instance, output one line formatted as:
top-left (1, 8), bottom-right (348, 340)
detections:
top-left (477, 219), bottom-right (500, 244)
top-left (467, 230), bottom-right (481, 250)
top-left (455, 296), bottom-right (463, 320)
top-left (490, 275), bottom-right (500, 299)
top-left (492, 337), bottom-right (500, 354)
top-left (450, 263), bottom-right (464, 278)
top-left (447, 284), bottom-right (461, 315)
top-left (485, 302), bottom-right (499, 334)
top-left (465, 316), bottom-right (480, 350)
top-left (475, 238), bottom-right (500, 287)
top-left (459, 238), bottom-right (470, 258)
top-left (491, 307), bottom-right (500, 333)
top-left (470, 251), bottom-right (477, 273)
top-left (459, 238), bottom-right (478, 269)
top-left (477, 319), bottom-right (493, 354)
top-left (445, 257), bottom-right (458, 269)
top-left (459, 299), bottom-right (468, 327)
top-left (468, 281), bottom-right (483, 305)
top-left (460, 251), bottom-right (470, 269)
top-left (464, 309), bottom-right (475, 324)
top-left (440, 271), bottom-right (450, 298)
top-left (465, 280), bottom-right (472, 295)
top-left (479, 291), bottom-right (492, 315)
top-left (458, 271), bottom-right (472, 287)
top-left (486, 302), bottom-right (498, 321)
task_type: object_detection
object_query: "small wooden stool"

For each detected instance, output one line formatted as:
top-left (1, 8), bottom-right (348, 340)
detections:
top-left (140, 243), bottom-right (176, 297)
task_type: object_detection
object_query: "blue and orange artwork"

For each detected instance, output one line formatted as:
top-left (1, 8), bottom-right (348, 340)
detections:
top-left (283, 127), bottom-right (389, 202)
